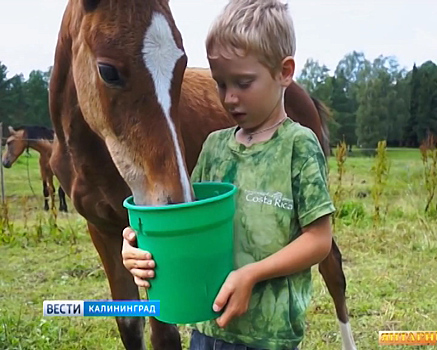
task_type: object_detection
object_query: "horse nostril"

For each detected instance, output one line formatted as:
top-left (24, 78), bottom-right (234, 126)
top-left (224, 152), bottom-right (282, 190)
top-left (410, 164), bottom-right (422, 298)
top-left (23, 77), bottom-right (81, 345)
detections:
top-left (166, 196), bottom-right (175, 205)
top-left (167, 196), bottom-right (190, 205)
top-left (166, 196), bottom-right (199, 205)
top-left (2, 161), bottom-right (10, 168)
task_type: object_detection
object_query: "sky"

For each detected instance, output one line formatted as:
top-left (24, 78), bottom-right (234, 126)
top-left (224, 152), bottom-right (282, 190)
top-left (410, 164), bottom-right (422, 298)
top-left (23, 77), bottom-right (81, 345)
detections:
top-left (0, 0), bottom-right (436, 79)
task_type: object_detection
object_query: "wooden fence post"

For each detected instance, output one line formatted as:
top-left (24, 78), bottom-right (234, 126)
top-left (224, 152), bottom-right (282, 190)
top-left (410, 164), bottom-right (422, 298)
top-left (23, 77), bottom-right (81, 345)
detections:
top-left (0, 122), bottom-right (5, 204)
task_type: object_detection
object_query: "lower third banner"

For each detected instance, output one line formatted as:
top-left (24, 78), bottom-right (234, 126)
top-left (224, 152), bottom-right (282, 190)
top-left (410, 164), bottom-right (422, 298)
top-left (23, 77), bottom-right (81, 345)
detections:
top-left (43, 300), bottom-right (160, 317)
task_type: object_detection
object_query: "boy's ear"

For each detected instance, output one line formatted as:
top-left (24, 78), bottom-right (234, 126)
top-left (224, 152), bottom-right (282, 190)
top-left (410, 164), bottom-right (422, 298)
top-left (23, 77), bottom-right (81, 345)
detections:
top-left (280, 56), bottom-right (295, 87)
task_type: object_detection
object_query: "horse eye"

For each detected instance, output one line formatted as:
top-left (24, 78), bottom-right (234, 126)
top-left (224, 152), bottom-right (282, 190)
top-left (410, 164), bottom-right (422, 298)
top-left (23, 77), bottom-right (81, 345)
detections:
top-left (98, 63), bottom-right (124, 86)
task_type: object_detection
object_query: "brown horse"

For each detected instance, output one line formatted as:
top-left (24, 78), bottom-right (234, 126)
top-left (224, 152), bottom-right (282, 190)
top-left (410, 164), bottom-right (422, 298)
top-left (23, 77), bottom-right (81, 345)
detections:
top-left (49, 1), bottom-right (356, 349)
top-left (2, 125), bottom-right (68, 213)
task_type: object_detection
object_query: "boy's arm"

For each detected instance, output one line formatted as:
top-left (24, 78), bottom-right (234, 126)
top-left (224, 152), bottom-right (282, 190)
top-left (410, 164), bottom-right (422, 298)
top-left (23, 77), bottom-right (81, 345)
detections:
top-left (214, 215), bottom-right (332, 328)
top-left (246, 214), bottom-right (332, 284)
top-left (190, 133), bottom-right (214, 183)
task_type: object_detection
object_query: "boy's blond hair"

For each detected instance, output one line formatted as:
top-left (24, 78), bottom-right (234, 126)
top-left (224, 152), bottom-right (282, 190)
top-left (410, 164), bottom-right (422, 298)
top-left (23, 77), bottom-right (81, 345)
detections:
top-left (206, 0), bottom-right (296, 73)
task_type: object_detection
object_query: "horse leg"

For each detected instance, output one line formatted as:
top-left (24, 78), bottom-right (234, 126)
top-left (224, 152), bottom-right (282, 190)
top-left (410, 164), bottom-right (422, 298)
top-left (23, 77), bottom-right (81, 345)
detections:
top-left (318, 239), bottom-right (357, 350)
top-left (47, 175), bottom-right (56, 211)
top-left (149, 318), bottom-right (182, 350)
top-left (87, 222), bottom-right (145, 349)
top-left (42, 181), bottom-right (49, 211)
top-left (58, 186), bottom-right (68, 212)
top-left (87, 223), bottom-right (181, 350)
top-left (39, 159), bottom-right (52, 211)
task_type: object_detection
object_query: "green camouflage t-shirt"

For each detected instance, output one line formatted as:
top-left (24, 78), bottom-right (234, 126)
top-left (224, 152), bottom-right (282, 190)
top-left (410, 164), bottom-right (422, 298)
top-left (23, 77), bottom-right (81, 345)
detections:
top-left (190, 118), bottom-right (335, 349)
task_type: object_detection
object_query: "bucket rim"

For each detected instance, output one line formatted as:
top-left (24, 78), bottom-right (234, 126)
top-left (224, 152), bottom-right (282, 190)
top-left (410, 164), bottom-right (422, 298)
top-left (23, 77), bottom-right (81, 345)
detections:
top-left (123, 182), bottom-right (237, 212)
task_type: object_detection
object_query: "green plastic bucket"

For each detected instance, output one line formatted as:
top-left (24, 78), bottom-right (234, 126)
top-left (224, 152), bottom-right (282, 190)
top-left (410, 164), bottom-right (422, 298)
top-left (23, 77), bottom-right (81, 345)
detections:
top-left (123, 182), bottom-right (237, 324)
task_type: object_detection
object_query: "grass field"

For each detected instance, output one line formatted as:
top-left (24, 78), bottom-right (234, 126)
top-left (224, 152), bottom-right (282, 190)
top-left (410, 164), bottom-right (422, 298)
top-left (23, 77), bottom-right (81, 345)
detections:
top-left (1, 148), bottom-right (436, 349)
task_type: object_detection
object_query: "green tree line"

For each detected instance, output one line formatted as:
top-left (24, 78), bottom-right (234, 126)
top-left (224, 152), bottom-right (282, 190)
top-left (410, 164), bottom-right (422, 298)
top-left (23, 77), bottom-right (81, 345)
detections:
top-left (297, 52), bottom-right (437, 149)
top-left (0, 62), bottom-right (51, 140)
top-left (1, 54), bottom-right (436, 148)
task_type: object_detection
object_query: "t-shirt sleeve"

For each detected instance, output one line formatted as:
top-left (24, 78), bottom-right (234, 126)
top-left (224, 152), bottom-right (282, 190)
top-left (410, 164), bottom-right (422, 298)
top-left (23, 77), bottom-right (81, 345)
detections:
top-left (190, 148), bottom-right (205, 184)
top-left (292, 136), bottom-right (335, 228)
top-left (190, 134), bottom-right (213, 184)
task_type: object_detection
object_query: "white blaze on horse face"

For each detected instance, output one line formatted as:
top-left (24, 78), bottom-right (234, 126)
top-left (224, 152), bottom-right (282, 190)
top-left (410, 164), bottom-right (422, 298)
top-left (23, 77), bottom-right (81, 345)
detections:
top-left (142, 12), bottom-right (192, 203)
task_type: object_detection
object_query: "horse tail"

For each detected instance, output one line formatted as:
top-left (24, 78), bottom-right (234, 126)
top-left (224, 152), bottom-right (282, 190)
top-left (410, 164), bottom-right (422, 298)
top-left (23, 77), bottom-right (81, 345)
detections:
top-left (311, 97), bottom-right (331, 157)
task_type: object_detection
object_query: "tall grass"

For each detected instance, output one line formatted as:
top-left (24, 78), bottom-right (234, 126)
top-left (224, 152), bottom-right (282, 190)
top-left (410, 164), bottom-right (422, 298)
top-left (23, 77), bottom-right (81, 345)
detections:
top-left (371, 141), bottom-right (390, 227)
top-left (332, 140), bottom-right (347, 228)
top-left (420, 134), bottom-right (437, 213)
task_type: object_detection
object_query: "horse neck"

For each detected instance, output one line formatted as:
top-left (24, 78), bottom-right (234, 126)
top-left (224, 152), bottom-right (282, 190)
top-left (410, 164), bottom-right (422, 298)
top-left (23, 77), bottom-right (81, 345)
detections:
top-left (28, 140), bottom-right (52, 159)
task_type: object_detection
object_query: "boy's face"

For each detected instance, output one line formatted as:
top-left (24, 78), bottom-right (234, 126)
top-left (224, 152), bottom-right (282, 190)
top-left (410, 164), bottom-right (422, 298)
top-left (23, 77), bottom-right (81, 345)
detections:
top-left (208, 48), bottom-right (294, 131)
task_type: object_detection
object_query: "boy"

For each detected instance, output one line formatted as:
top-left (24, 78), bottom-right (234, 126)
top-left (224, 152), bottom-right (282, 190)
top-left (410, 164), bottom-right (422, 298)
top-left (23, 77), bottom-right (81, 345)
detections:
top-left (122, 0), bottom-right (334, 348)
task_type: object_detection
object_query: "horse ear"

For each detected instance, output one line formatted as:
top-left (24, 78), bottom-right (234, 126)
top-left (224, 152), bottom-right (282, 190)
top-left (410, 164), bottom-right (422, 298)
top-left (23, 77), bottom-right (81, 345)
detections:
top-left (82, 0), bottom-right (100, 12)
top-left (8, 126), bottom-right (15, 135)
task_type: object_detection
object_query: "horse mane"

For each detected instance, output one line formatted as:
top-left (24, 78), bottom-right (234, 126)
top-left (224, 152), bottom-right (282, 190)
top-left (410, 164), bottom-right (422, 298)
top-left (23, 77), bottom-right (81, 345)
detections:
top-left (14, 125), bottom-right (55, 142)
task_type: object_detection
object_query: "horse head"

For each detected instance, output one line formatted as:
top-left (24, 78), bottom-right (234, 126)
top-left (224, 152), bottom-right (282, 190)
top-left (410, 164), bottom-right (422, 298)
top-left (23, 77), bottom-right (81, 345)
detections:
top-left (70, 0), bottom-right (191, 206)
top-left (2, 126), bottom-right (28, 168)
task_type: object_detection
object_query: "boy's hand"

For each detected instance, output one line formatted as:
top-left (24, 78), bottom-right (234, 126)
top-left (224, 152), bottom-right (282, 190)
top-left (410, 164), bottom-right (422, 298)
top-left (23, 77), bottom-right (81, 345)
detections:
top-left (121, 227), bottom-right (155, 288)
top-left (213, 264), bottom-right (257, 328)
